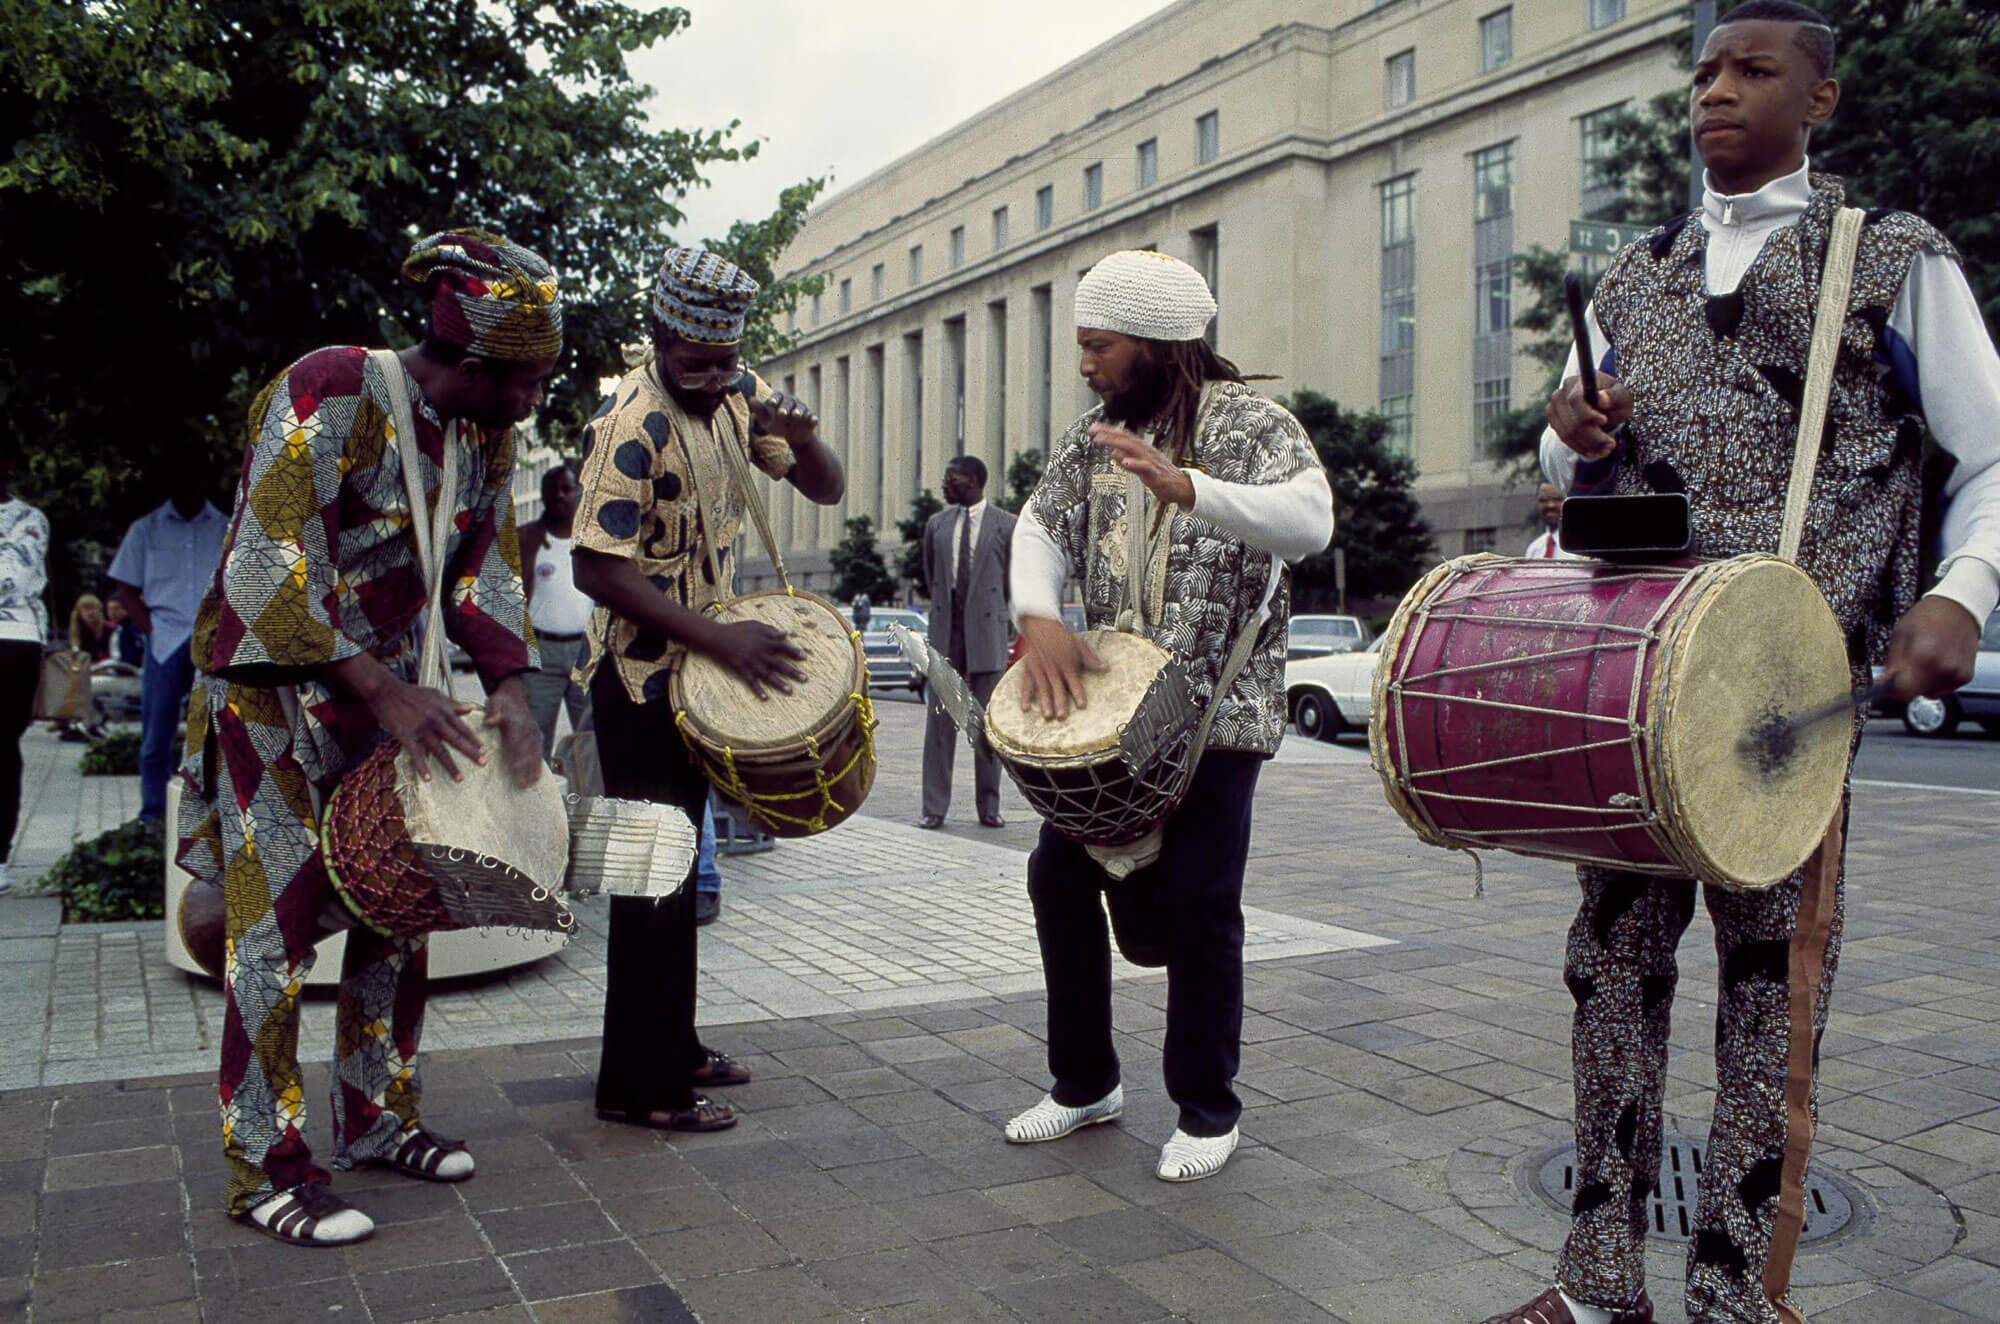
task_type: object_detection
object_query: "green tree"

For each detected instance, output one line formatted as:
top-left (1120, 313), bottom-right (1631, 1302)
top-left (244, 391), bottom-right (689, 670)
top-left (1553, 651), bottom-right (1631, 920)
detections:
top-left (896, 490), bottom-right (944, 593)
top-left (1281, 390), bottom-right (1434, 610)
top-left (0, 0), bottom-right (821, 595)
top-left (999, 448), bottom-right (1044, 515)
top-left (829, 516), bottom-right (897, 604)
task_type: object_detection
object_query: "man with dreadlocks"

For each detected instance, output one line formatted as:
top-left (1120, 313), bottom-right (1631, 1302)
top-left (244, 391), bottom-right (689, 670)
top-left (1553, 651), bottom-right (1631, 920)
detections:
top-left (1001, 250), bottom-right (1332, 1183)
top-left (179, 229), bottom-right (557, 1247)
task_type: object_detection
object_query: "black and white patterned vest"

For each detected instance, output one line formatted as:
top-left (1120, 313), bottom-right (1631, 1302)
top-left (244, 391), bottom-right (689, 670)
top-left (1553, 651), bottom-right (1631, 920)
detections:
top-left (1593, 175), bottom-right (1953, 668)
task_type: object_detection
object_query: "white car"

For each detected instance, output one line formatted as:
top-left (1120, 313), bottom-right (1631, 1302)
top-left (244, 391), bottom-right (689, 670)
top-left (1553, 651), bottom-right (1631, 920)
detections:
top-left (1286, 635), bottom-right (1384, 740)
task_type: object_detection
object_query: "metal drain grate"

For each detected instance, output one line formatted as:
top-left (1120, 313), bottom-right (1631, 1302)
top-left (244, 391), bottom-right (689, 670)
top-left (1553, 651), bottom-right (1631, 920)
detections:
top-left (1536, 1134), bottom-right (1856, 1243)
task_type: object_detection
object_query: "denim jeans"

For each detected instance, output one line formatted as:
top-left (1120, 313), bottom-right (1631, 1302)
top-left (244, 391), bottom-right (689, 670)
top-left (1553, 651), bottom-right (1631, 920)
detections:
top-left (140, 639), bottom-right (195, 820)
top-left (696, 797), bottom-right (721, 897)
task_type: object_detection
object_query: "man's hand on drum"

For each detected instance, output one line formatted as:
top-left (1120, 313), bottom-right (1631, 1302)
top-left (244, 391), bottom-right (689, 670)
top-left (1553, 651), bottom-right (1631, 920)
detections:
top-left (1017, 615), bottom-right (1106, 721)
top-left (1088, 423), bottom-right (1195, 507)
top-left (752, 391), bottom-right (819, 447)
top-left (1881, 596), bottom-right (1981, 701)
top-left (708, 619), bottom-right (809, 700)
top-left (370, 678), bottom-right (485, 783)
top-left (484, 676), bottom-right (543, 788)
top-left (1546, 372), bottom-right (1633, 461)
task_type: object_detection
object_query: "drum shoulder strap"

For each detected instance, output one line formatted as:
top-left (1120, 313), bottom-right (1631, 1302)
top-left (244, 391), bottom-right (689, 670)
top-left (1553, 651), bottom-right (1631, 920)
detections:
top-left (369, 348), bottom-right (457, 693)
top-left (1778, 205), bottom-right (1864, 564)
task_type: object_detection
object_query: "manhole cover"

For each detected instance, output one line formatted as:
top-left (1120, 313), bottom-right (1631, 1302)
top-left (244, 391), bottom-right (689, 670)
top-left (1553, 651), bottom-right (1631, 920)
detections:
top-left (1535, 1134), bottom-right (1857, 1243)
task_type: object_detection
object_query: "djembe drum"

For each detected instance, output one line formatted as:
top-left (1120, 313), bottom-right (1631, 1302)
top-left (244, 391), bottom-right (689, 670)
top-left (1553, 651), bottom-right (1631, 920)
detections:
top-left (1370, 553), bottom-right (1852, 890)
top-left (670, 588), bottom-right (876, 838)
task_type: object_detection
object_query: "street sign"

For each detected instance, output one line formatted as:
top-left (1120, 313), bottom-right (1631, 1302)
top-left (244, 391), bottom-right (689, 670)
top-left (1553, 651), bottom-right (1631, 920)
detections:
top-left (1570, 219), bottom-right (1651, 257)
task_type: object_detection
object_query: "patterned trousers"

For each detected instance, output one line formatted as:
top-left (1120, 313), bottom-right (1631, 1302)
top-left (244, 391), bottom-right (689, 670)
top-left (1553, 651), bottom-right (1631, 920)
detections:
top-left (1556, 810), bottom-right (1844, 1324)
top-left (183, 681), bottom-right (430, 1216)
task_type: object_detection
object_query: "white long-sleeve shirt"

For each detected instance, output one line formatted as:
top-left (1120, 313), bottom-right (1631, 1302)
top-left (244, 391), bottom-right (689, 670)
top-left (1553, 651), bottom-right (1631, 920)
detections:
top-left (1542, 160), bottom-right (2000, 626)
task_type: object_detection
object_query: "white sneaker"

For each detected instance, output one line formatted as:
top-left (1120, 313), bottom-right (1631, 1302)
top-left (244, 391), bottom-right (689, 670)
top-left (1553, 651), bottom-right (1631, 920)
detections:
top-left (1156, 1126), bottom-right (1239, 1182)
top-left (1003, 1085), bottom-right (1123, 1143)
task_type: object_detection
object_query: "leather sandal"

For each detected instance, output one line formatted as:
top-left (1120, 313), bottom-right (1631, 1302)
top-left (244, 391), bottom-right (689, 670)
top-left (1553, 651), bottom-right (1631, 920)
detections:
top-left (690, 1050), bottom-right (752, 1087)
top-left (597, 1094), bottom-right (737, 1132)
top-left (234, 1181), bottom-right (374, 1247)
top-left (1482, 1287), bottom-right (1654, 1324)
top-left (360, 1126), bottom-right (475, 1183)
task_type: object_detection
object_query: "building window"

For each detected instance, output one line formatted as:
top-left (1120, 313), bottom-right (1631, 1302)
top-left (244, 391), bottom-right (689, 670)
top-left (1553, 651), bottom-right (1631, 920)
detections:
top-left (1380, 396), bottom-right (1413, 457)
top-left (1480, 9), bottom-right (1512, 72)
top-left (1195, 111), bottom-right (1219, 164)
top-left (908, 244), bottom-right (923, 287)
top-left (1190, 225), bottom-right (1219, 346)
top-left (1471, 143), bottom-right (1514, 458)
top-left (1136, 138), bottom-right (1158, 189)
top-left (838, 278), bottom-right (851, 315)
top-left (992, 205), bottom-right (1010, 249)
top-left (1036, 185), bottom-right (1054, 230)
top-left (1379, 173), bottom-right (1416, 458)
top-left (811, 291), bottom-right (822, 326)
top-left (1463, 526), bottom-right (1499, 554)
top-left (1579, 103), bottom-right (1627, 217)
top-left (1385, 50), bottom-right (1415, 109)
top-left (1474, 380), bottom-right (1514, 455)
top-left (1589, 0), bottom-right (1624, 28)
top-left (1474, 142), bottom-right (1514, 222)
top-left (870, 264), bottom-right (884, 302)
top-left (949, 226), bottom-right (965, 268)
top-left (1083, 163), bottom-right (1103, 210)
top-left (1476, 259), bottom-right (1511, 335)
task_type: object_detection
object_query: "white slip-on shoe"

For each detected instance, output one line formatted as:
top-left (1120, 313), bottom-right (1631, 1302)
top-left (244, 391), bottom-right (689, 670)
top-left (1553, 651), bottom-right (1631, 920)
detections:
top-left (1156, 1126), bottom-right (1239, 1182)
top-left (1003, 1085), bottom-right (1124, 1143)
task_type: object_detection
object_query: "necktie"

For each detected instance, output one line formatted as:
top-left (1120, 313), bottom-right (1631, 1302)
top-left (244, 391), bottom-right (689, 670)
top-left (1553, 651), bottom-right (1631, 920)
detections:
top-left (1542, 534), bottom-right (1556, 558)
top-left (954, 508), bottom-right (973, 613)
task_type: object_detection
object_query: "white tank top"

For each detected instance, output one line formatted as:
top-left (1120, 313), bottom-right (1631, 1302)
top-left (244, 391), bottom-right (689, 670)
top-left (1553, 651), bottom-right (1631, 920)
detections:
top-left (529, 531), bottom-right (593, 636)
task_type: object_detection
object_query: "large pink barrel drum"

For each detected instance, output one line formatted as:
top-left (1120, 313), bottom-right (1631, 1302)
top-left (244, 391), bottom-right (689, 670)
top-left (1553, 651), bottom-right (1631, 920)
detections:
top-left (1369, 554), bottom-right (1852, 890)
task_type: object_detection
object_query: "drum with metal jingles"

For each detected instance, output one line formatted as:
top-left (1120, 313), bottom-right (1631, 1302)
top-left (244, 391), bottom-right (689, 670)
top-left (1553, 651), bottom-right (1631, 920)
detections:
top-left (1369, 553), bottom-right (1853, 890)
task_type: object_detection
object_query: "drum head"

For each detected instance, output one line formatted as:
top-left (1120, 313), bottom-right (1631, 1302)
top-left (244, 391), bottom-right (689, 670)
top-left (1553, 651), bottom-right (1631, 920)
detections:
top-left (1657, 558), bottom-right (1851, 889)
top-left (675, 591), bottom-right (862, 751)
top-left (987, 630), bottom-right (1168, 761)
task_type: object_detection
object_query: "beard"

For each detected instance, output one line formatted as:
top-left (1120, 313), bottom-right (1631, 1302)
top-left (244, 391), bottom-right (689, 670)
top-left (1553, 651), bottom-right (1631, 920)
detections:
top-left (1100, 349), bottom-right (1172, 431)
top-left (664, 380), bottom-right (727, 419)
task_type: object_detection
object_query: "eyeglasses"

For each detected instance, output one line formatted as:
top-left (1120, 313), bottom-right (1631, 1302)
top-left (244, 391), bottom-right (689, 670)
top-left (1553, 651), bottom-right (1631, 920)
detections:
top-left (667, 361), bottom-right (742, 392)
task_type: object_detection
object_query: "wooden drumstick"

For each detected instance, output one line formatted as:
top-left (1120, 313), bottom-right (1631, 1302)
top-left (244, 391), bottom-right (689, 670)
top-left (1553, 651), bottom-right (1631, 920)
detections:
top-left (1564, 271), bottom-right (1600, 410)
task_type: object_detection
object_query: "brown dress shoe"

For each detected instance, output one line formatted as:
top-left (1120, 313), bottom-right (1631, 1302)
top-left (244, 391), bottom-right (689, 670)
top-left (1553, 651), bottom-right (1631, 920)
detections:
top-left (1481, 1287), bottom-right (1653, 1324)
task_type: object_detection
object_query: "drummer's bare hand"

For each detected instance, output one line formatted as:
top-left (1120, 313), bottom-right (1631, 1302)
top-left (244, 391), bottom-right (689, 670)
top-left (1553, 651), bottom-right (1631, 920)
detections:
top-left (752, 390), bottom-right (819, 446)
top-left (484, 677), bottom-right (543, 789)
top-left (1017, 615), bottom-right (1107, 721)
top-left (708, 619), bottom-right (810, 700)
top-left (370, 678), bottom-right (483, 783)
top-left (1881, 596), bottom-right (1980, 701)
top-left (1546, 372), bottom-right (1633, 461)
top-left (1088, 423), bottom-right (1194, 507)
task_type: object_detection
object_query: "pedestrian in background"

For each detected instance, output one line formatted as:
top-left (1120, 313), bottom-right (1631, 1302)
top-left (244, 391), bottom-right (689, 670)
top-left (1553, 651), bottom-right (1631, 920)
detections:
top-left (0, 443), bottom-right (49, 895)
top-left (104, 597), bottom-right (146, 667)
top-left (918, 455), bottom-right (1014, 830)
top-left (108, 468), bottom-right (227, 821)
top-left (68, 594), bottom-right (110, 661)
top-left (517, 461), bottom-right (592, 759)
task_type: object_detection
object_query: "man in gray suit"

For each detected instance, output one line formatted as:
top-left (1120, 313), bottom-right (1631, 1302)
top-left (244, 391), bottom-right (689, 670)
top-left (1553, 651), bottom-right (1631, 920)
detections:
top-left (920, 455), bottom-right (1015, 829)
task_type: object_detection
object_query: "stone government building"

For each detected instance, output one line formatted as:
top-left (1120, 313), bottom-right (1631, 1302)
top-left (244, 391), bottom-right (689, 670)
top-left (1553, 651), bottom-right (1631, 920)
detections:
top-left (746, 0), bottom-right (1686, 594)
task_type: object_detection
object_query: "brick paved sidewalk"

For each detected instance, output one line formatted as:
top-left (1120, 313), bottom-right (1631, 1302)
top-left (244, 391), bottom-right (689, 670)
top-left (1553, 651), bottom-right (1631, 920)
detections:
top-left (4, 704), bottom-right (2000, 1320)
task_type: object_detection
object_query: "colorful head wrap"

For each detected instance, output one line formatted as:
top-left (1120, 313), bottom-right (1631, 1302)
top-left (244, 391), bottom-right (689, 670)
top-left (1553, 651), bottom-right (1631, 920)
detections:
top-left (401, 229), bottom-right (563, 362)
top-left (650, 248), bottom-right (760, 346)
top-left (1074, 249), bottom-right (1217, 343)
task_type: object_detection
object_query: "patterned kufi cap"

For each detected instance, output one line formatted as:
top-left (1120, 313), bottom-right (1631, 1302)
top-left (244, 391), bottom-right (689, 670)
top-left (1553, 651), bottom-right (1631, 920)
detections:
top-left (651, 248), bottom-right (760, 346)
top-left (1074, 249), bottom-right (1216, 343)
top-left (401, 229), bottom-right (563, 362)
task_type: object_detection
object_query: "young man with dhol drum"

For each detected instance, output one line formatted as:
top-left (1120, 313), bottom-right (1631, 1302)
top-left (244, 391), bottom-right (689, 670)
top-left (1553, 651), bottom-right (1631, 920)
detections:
top-left (571, 248), bottom-right (844, 1134)
top-left (1004, 250), bottom-right (1332, 1183)
top-left (178, 231), bottom-right (555, 1246)
top-left (1493, 4), bottom-right (2000, 1321)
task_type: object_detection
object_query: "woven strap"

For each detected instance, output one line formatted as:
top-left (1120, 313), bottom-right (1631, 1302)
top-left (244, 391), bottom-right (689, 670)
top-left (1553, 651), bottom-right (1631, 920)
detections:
top-left (1777, 206), bottom-right (1864, 564)
top-left (370, 349), bottom-right (459, 691)
top-left (662, 363), bottom-right (789, 602)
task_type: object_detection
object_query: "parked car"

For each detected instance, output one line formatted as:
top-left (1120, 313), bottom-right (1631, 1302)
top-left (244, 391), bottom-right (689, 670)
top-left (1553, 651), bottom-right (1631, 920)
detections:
top-left (1287, 613), bottom-right (1372, 661)
top-left (1286, 634), bottom-right (1384, 740)
top-left (1897, 608), bottom-right (2000, 737)
top-left (849, 607), bottom-right (929, 691)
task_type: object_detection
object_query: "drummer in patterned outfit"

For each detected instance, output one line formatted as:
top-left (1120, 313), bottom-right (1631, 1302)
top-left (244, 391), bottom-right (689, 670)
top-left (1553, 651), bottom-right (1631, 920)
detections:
top-left (178, 230), bottom-right (557, 1246)
top-left (571, 248), bottom-right (844, 1133)
top-left (1005, 250), bottom-right (1333, 1183)
top-left (1492, 5), bottom-right (2000, 1321)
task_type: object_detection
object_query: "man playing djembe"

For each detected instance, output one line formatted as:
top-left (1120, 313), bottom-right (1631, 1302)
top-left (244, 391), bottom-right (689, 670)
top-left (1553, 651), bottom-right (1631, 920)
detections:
top-left (178, 231), bottom-right (555, 1246)
top-left (1490, 3), bottom-right (2000, 1320)
top-left (571, 248), bottom-right (845, 1133)
top-left (1004, 250), bottom-right (1333, 1182)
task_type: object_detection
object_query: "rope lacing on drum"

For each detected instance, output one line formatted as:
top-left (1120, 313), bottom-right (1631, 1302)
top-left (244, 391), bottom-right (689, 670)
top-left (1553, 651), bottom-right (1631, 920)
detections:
top-left (678, 699), bottom-right (878, 836)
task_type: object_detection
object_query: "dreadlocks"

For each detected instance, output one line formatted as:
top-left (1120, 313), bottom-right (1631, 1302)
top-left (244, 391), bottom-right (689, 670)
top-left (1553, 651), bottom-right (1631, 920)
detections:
top-left (1148, 338), bottom-right (1247, 464)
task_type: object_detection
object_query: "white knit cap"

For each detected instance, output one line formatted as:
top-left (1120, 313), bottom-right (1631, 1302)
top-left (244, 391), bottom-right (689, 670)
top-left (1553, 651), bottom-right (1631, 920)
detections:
top-left (1074, 250), bottom-right (1217, 342)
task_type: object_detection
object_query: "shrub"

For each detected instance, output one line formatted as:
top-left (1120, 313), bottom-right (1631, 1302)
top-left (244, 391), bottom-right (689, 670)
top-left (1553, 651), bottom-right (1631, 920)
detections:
top-left (48, 819), bottom-right (166, 922)
top-left (80, 728), bottom-right (142, 776)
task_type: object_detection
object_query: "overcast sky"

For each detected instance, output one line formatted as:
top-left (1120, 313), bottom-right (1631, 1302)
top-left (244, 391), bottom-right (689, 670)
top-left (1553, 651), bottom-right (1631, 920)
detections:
top-left (632, 0), bottom-right (1169, 249)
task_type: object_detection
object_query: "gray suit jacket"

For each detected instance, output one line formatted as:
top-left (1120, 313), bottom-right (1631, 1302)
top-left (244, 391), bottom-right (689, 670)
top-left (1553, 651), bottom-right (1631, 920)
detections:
top-left (924, 502), bottom-right (1016, 675)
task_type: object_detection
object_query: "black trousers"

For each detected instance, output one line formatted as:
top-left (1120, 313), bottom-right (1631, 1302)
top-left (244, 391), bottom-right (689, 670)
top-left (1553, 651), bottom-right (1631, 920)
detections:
top-left (1027, 749), bottom-right (1264, 1137)
top-left (591, 664), bottom-right (712, 1113)
top-left (0, 641), bottom-right (42, 864)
